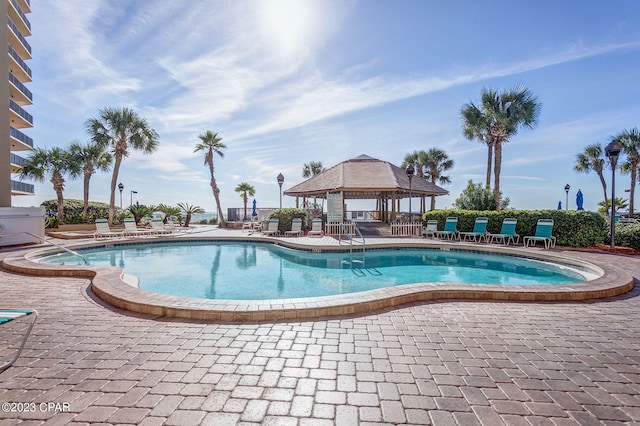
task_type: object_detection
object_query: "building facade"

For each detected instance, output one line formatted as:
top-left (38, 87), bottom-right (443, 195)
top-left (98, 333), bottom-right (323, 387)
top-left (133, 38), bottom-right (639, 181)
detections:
top-left (0, 0), bottom-right (33, 207)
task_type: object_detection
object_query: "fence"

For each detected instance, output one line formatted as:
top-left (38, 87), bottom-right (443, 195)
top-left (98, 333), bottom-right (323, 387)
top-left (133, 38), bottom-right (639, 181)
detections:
top-left (390, 222), bottom-right (423, 236)
top-left (324, 222), bottom-right (355, 236)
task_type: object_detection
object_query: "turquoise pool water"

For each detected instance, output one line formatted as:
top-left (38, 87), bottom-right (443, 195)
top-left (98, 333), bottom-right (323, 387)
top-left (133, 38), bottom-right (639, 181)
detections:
top-left (38, 241), bottom-right (588, 300)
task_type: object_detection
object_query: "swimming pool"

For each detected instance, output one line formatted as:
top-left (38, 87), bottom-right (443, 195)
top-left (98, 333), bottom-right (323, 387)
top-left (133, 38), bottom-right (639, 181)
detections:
top-left (37, 241), bottom-right (592, 300)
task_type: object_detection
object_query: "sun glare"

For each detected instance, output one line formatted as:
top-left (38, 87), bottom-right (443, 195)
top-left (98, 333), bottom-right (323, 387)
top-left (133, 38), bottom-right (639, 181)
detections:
top-left (257, 0), bottom-right (319, 57)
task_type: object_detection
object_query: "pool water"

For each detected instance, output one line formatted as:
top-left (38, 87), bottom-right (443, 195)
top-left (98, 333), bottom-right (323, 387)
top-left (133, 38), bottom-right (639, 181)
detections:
top-left (38, 241), bottom-right (588, 300)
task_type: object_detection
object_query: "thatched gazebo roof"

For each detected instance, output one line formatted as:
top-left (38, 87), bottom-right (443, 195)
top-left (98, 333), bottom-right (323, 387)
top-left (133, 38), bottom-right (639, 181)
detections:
top-left (284, 154), bottom-right (449, 200)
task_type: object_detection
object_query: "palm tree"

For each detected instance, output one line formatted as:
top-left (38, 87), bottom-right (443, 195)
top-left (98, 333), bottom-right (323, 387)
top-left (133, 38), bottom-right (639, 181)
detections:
top-left (155, 203), bottom-right (182, 223)
top-left (462, 87), bottom-right (541, 209)
top-left (461, 103), bottom-right (493, 186)
top-left (177, 202), bottom-right (205, 227)
top-left (235, 182), bottom-right (256, 220)
top-left (85, 107), bottom-right (159, 225)
top-left (401, 151), bottom-right (427, 178)
top-left (20, 147), bottom-right (80, 224)
top-left (574, 143), bottom-right (609, 215)
top-left (423, 148), bottom-right (454, 210)
top-left (598, 197), bottom-right (628, 215)
top-left (194, 130), bottom-right (227, 227)
top-left (302, 161), bottom-right (326, 178)
top-left (68, 141), bottom-right (113, 221)
top-left (617, 128), bottom-right (640, 215)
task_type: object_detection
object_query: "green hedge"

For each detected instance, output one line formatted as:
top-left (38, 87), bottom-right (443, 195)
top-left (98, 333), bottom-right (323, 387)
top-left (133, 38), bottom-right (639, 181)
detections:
top-left (42, 199), bottom-right (128, 227)
top-left (269, 208), bottom-right (307, 234)
top-left (611, 222), bottom-right (640, 250)
top-left (422, 209), bottom-right (605, 247)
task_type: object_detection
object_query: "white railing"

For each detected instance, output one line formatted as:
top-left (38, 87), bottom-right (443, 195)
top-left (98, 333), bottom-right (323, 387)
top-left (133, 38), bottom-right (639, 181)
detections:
top-left (325, 222), bottom-right (355, 236)
top-left (390, 222), bottom-right (423, 236)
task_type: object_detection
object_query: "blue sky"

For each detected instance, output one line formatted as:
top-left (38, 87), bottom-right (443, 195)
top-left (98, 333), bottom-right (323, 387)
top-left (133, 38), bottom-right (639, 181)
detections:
top-left (13, 0), bottom-right (640, 214)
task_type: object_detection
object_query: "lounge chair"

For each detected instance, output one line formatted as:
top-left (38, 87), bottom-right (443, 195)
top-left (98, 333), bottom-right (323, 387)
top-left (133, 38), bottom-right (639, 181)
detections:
top-left (458, 217), bottom-right (488, 242)
top-left (308, 218), bottom-right (324, 237)
top-left (285, 218), bottom-right (304, 237)
top-left (150, 218), bottom-right (173, 235)
top-left (422, 220), bottom-right (438, 238)
top-left (487, 218), bottom-right (520, 245)
top-left (436, 217), bottom-right (458, 240)
top-left (524, 219), bottom-right (556, 249)
top-left (0, 309), bottom-right (38, 373)
top-left (123, 218), bottom-right (153, 237)
top-left (93, 218), bottom-right (123, 239)
top-left (262, 219), bottom-right (281, 236)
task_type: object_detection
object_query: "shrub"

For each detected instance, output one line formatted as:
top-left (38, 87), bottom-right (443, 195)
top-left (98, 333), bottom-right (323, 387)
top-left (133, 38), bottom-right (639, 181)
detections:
top-left (41, 199), bottom-right (128, 226)
top-left (609, 222), bottom-right (640, 250)
top-left (269, 208), bottom-right (307, 234)
top-left (422, 209), bottom-right (605, 247)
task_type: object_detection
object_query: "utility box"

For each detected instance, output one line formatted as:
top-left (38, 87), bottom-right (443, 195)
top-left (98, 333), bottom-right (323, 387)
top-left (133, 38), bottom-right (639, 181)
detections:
top-left (0, 207), bottom-right (45, 247)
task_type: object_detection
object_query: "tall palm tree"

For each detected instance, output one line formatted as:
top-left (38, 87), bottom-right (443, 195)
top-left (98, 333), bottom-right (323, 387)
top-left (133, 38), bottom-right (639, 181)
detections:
top-left (85, 107), bottom-right (159, 225)
top-left (574, 143), bottom-right (609, 215)
top-left (400, 151), bottom-right (427, 178)
top-left (20, 147), bottom-right (80, 224)
top-left (302, 161), bottom-right (326, 178)
top-left (461, 103), bottom-right (493, 186)
top-left (235, 182), bottom-right (256, 220)
top-left (463, 87), bottom-right (541, 209)
top-left (194, 130), bottom-right (227, 227)
top-left (68, 141), bottom-right (113, 221)
top-left (423, 148), bottom-right (454, 210)
top-left (617, 128), bottom-right (640, 215)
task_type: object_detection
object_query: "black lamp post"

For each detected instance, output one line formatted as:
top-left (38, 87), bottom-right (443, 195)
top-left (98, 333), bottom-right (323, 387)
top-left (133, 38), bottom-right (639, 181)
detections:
top-left (118, 183), bottom-right (124, 208)
top-left (564, 184), bottom-right (570, 211)
top-left (277, 173), bottom-right (284, 209)
top-left (405, 164), bottom-right (415, 219)
top-left (130, 190), bottom-right (138, 207)
top-left (605, 139), bottom-right (623, 248)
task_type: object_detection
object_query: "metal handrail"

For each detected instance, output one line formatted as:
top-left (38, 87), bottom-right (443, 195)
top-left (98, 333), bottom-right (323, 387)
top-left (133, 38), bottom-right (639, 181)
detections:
top-left (353, 222), bottom-right (365, 257)
top-left (0, 231), bottom-right (87, 264)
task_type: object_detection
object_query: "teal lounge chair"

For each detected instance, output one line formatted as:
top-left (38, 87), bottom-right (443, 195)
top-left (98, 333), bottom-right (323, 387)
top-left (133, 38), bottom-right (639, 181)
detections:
top-left (422, 220), bottom-right (438, 238)
top-left (458, 217), bottom-right (488, 242)
top-left (436, 217), bottom-right (458, 240)
top-left (524, 219), bottom-right (556, 249)
top-left (487, 218), bottom-right (520, 245)
top-left (0, 309), bottom-right (37, 373)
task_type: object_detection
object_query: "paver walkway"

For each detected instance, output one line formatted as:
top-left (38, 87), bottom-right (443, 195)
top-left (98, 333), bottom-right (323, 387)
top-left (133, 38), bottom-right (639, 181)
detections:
top-left (0, 237), bottom-right (639, 425)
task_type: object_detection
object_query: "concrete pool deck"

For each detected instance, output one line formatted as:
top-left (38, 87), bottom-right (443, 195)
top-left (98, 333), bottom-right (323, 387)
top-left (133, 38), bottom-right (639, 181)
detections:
top-left (1, 226), bottom-right (639, 424)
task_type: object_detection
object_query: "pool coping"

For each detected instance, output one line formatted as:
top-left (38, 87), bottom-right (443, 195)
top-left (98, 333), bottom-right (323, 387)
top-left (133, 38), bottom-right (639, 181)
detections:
top-left (1, 236), bottom-right (635, 322)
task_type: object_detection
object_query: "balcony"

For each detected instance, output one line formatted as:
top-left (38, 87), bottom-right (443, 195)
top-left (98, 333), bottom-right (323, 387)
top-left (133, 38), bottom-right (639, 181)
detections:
top-left (8, 0), bottom-right (31, 36)
top-left (11, 179), bottom-right (34, 195)
top-left (17, 0), bottom-right (30, 13)
top-left (10, 126), bottom-right (33, 151)
top-left (7, 17), bottom-right (32, 59)
top-left (8, 44), bottom-right (32, 82)
top-left (9, 72), bottom-right (32, 105)
top-left (9, 99), bottom-right (33, 129)
top-left (10, 152), bottom-right (26, 173)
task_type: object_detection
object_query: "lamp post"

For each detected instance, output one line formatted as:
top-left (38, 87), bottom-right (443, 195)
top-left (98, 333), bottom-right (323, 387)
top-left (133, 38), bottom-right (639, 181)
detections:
top-left (118, 183), bottom-right (124, 208)
top-left (564, 184), bottom-right (570, 211)
top-left (405, 164), bottom-right (415, 219)
top-left (130, 190), bottom-right (138, 207)
top-left (277, 173), bottom-right (284, 209)
top-left (605, 139), bottom-right (623, 248)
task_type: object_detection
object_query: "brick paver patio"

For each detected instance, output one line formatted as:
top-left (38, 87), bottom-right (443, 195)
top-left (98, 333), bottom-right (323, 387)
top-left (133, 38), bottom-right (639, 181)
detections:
top-left (1, 238), bottom-right (639, 425)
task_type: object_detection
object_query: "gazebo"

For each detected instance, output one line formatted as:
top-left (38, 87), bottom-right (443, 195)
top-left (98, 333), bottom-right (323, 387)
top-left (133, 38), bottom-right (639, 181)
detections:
top-left (284, 154), bottom-right (449, 223)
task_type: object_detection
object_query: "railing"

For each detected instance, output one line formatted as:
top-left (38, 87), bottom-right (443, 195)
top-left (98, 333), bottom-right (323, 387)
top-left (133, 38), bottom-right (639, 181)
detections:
top-left (9, 0), bottom-right (31, 31)
top-left (0, 231), bottom-right (87, 264)
top-left (7, 17), bottom-right (31, 55)
top-left (10, 152), bottom-right (25, 167)
top-left (391, 222), bottom-right (423, 236)
top-left (325, 222), bottom-right (354, 236)
top-left (9, 99), bottom-right (33, 125)
top-left (9, 72), bottom-right (32, 101)
top-left (10, 180), bottom-right (33, 193)
top-left (8, 44), bottom-right (32, 79)
top-left (10, 126), bottom-right (33, 148)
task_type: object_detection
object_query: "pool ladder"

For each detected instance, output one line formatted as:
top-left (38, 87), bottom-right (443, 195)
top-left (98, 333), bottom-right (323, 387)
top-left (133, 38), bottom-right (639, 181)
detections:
top-left (339, 223), bottom-right (380, 277)
top-left (0, 231), bottom-right (88, 264)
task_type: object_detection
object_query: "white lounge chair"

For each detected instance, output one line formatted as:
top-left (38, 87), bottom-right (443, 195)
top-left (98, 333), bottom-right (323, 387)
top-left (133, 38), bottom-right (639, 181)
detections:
top-left (423, 220), bottom-right (438, 238)
top-left (150, 218), bottom-right (173, 235)
top-left (123, 218), bottom-right (153, 237)
top-left (308, 218), bottom-right (324, 237)
top-left (0, 309), bottom-right (38, 373)
top-left (285, 218), bottom-right (304, 237)
top-left (93, 218), bottom-right (123, 239)
top-left (262, 219), bottom-right (281, 236)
